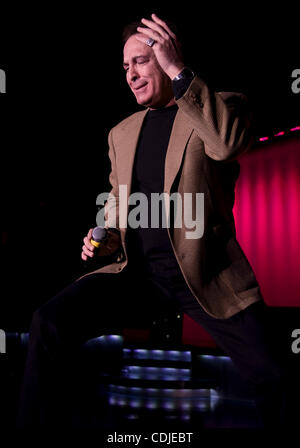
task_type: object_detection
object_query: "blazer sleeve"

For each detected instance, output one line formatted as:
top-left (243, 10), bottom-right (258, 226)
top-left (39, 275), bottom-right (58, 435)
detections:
top-left (176, 76), bottom-right (254, 161)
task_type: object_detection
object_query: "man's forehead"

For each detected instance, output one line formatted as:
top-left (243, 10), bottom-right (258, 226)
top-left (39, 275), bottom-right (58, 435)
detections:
top-left (123, 34), bottom-right (152, 62)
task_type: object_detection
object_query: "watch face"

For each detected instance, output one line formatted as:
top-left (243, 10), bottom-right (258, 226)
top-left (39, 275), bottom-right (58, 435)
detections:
top-left (182, 68), bottom-right (194, 78)
top-left (176, 68), bottom-right (194, 81)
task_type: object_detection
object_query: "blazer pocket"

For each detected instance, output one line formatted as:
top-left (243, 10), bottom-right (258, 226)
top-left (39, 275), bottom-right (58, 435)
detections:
top-left (185, 133), bottom-right (205, 155)
top-left (217, 236), bottom-right (258, 295)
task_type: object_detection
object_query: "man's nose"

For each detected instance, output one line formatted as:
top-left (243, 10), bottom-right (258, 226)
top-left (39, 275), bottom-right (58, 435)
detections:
top-left (128, 66), bottom-right (139, 82)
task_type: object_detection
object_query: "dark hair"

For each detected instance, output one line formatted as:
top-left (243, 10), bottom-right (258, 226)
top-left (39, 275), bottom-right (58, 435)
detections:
top-left (122, 21), bottom-right (144, 46)
top-left (122, 17), bottom-right (181, 47)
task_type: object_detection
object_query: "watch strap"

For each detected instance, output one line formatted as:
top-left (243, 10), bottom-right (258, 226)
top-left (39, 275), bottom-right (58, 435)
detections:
top-left (173, 67), bottom-right (195, 82)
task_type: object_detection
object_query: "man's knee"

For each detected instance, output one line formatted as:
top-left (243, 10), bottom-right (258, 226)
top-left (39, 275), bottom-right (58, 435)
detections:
top-left (29, 302), bottom-right (61, 349)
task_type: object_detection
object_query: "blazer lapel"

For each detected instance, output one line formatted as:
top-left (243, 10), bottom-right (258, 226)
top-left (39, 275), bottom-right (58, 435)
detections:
top-left (117, 106), bottom-right (193, 201)
top-left (164, 108), bottom-right (194, 193)
top-left (117, 109), bottom-right (148, 196)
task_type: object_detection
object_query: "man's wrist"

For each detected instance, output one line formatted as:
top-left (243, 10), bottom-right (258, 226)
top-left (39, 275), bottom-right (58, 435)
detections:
top-left (172, 67), bottom-right (195, 82)
top-left (166, 64), bottom-right (185, 80)
top-left (171, 67), bottom-right (196, 100)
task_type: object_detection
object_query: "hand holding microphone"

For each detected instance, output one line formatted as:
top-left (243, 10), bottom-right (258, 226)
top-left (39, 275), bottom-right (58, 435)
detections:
top-left (81, 226), bottom-right (121, 261)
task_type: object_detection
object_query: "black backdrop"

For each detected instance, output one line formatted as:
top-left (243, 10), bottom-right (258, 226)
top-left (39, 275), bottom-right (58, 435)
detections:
top-left (0, 3), bottom-right (299, 330)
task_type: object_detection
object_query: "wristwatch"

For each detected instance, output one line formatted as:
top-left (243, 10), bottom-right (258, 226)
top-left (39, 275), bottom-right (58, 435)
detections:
top-left (173, 67), bottom-right (195, 82)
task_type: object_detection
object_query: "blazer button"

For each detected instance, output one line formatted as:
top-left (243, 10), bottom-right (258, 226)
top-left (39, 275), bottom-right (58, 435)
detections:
top-left (195, 97), bottom-right (204, 107)
top-left (190, 93), bottom-right (203, 107)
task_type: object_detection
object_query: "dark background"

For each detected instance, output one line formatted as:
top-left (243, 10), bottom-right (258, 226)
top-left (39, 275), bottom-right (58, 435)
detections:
top-left (0, 4), bottom-right (299, 330)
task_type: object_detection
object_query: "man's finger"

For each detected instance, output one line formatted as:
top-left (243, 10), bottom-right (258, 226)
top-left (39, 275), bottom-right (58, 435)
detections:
top-left (134, 34), bottom-right (149, 46)
top-left (151, 13), bottom-right (177, 40)
top-left (83, 236), bottom-right (95, 252)
top-left (136, 27), bottom-right (163, 44)
top-left (82, 245), bottom-right (94, 257)
top-left (135, 33), bottom-right (158, 48)
top-left (141, 17), bottom-right (169, 40)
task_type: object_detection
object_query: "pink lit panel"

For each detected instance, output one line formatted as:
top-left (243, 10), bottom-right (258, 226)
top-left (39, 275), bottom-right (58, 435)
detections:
top-left (183, 135), bottom-right (300, 347)
top-left (233, 136), bottom-right (300, 307)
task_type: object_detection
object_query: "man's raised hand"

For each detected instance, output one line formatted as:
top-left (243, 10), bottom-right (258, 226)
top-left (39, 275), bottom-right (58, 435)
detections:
top-left (136, 13), bottom-right (184, 80)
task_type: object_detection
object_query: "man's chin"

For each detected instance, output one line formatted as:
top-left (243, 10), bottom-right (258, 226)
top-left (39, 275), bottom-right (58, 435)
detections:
top-left (135, 94), bottom-right (152, 107)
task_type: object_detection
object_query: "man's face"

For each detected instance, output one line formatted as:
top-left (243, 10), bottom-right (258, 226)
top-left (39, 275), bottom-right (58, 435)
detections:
top-left (123, 34), bottom-right (173, 109)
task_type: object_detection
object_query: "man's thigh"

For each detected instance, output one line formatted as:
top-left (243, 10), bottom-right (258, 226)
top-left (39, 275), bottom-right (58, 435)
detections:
top-left (177, 295), bottom-right (282, 384)
top-left (35, 264), bottom-right (161, 347)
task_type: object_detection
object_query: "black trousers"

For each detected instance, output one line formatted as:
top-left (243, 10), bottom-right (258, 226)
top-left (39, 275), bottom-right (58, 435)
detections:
top-left (16, 256), bottom-right (296, 428)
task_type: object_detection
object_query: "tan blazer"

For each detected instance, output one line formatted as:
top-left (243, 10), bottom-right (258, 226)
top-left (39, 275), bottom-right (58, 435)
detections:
top-left (85, 76), bottom-right (262, 319)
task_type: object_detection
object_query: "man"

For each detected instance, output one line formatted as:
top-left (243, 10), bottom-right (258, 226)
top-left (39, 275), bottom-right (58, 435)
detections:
top-left (17, 14), bottom-right (291, 428)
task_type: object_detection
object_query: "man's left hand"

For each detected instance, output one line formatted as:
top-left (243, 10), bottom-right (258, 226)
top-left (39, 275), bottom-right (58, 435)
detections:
top-left (136, 13), bottom-right (185, 80)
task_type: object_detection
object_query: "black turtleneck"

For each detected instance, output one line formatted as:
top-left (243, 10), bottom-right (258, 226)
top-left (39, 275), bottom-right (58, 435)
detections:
top-left (126, 103), bottom-right (178, 263)
top-left (125, 79), bottom-right (192, 271)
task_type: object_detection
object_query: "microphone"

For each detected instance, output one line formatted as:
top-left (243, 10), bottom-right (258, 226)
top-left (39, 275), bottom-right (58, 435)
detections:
top-left (90, 226), bottom-right (108, 249)
top-left (82, 226), bottom-right (108, 272)
top-left (82, 226), bottom-right (121, 272)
